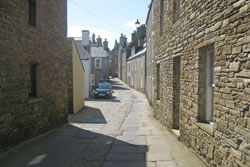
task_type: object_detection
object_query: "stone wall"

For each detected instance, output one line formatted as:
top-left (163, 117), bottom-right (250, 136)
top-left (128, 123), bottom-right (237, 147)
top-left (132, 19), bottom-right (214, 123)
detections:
top-left (121, 51), bottom-right (127, 83)
top-left (152, 0), bottom-right (250, 166)
top-left (146, 0), bottom-right (155, 105)
top-left (0, 0), bottom-right (68, 152)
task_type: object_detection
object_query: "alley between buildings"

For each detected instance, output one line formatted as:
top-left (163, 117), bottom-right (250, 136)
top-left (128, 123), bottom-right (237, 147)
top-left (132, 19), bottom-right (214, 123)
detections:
top-left (0, 79), bottom-right (206, 167)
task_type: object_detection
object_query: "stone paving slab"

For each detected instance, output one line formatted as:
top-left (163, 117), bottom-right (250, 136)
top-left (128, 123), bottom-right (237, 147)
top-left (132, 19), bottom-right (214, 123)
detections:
top-left (106, 153), bottom-right (145, 162)
top-left (0, 78), bottom-right (207, 167)
top-left (110, 145), bottom-right (137, 153)
top-left (156, 161), bottom-right (178, 167)
top-left (146, 152), bottom-right (174, 161)
top-left (122, 130), bottom-right (152, 136)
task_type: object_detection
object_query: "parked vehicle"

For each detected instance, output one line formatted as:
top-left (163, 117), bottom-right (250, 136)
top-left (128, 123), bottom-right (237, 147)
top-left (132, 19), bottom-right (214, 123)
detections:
top-left (94, 83), bottom-right (112, 98)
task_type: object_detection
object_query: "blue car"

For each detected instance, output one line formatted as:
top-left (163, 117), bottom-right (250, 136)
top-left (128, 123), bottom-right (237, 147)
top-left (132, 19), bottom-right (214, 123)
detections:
top-left (94, 83), bottom-right (112, 98)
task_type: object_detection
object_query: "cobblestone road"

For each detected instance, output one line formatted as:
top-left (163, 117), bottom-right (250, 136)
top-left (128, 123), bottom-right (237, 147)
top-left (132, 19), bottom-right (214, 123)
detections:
top-left (0, 79), bottom-right (206, 167)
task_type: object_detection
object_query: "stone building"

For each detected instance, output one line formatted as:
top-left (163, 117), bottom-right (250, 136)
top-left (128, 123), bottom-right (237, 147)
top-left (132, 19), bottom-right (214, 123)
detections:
top-left (90, 43), bottom-right (110, 86)
top-left (127, 47), bottom-right (146, 92)
top-left (118, 34), bottom-right (128, 80)
top-left (146, 0), bottom-right (155, 105)
top-left (152, 0), bottom-right (250, 166)
top-left (118, 25), bottom-right (147, 84)
top-left (0, 0), bottom-right (68, 152)
top-left (111, 40), bottom-right (119, 77)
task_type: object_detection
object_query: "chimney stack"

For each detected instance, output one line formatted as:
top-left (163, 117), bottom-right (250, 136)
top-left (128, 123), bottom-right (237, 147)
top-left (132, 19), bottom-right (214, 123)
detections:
top-left (131, 31), bottom-right (137, 41)
top-left (92, 33), bottom-right (96, 43)
top-left (97, 35), bottom-right (102, 47)
top-left (81, 30), bottom-right (90, 46)
top-left (103, 38), bottom-right (109, 51)
top-left (119, 34), bottom-right (127, 48)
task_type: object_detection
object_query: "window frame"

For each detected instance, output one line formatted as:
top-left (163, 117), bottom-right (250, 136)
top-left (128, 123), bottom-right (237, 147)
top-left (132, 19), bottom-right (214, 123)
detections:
top-left (159, 0), bottom-right (165, 36)
top-left (28, 0), bottom-right (37, 26)
top-left (95, 58), bottom-right (102, 69)
top-left (173, 0), bottom-right (180, 24)
top-left (198, 44), bottom-right (215, 124)
top-left (156, 63), bottom-right (160, 100)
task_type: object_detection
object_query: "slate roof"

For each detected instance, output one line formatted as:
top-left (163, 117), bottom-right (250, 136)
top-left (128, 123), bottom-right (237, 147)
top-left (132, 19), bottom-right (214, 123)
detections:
top-left (90, 47), bottom-right (109, 58)
top-left (127, 47), bottom-right (146, 61)
top-left (75, 41), bottom-right (90, 60)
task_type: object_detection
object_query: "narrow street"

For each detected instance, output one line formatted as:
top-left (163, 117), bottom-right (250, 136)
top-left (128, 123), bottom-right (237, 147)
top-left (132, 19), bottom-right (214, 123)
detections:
top-left (0, 79), bottom-right (206, 167)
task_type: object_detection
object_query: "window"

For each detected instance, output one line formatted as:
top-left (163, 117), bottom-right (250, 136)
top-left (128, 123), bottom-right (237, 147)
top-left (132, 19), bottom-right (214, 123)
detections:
top-left (29, 64), bottom-right (39, 98)
top-left (156, 63), bottom-right (160, 100)
top-left (131, 47), bottom-right (135, 56)
top-left (198, 44), bottom-right (214, 123)
top-left (95, 58), bottom-right (102, 69)
top-left (173, 0), bottom-right (180, 23)
top-left (28, 0), bottom-right (37, 26)
top-left (160, 0), bottom-right (164, 35)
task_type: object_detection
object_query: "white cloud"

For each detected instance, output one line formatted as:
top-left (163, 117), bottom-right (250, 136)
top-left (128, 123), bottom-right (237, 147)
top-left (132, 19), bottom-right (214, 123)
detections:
top-left (125, 20), bottom-right (136, 29)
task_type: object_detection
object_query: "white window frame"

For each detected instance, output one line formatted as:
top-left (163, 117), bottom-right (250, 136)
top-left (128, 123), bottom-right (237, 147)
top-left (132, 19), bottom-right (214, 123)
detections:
top-left (95, 58), bottom-right (102, 69)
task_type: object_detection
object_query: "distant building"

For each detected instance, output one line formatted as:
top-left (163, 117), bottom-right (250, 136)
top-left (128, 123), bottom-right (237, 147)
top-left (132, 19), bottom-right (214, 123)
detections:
top-left (127, 46), bottom-right (146, 92)
top-left (118, 34), bottom-right (128, 80)
top-left (90, 34), bottom-right (110, 86)
top-left (74, 32), bottom-right (111, 94)
top-left (125, 24), bottom-right (146, 87)
top-left (111, 40), bottom-right (119, 77)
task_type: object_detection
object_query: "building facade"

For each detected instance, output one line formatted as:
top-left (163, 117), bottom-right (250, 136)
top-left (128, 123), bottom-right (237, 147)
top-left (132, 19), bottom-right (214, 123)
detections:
top-left (118, 34), bottom-right (128, 80)
top-left (0, 0), bottom-right (68, 152)
top-left (70, 39), bottom-right (85, 114)
top-left (90, 46), bottom-right (110, 86)
top-left (146, 0), bottom-right (155, 105)
top-left (127, 47), bottom-right (146, 92)
top-left (111, 40), bottom-right (119, 77)
top-left (152, 0), bottom-right (250, 166)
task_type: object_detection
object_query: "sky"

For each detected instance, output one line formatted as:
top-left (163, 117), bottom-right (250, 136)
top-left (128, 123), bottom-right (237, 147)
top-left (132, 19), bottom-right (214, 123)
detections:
top-left (67, 0), bottom-right (151, 49)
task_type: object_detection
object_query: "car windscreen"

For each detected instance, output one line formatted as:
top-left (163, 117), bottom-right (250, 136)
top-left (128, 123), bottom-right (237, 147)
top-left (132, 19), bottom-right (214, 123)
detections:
top-left (98, 83), bottom-right (110, 89)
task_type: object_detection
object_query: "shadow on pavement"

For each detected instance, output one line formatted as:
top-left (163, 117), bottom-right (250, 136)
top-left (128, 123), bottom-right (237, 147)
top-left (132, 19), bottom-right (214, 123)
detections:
top-left (68, 106), bottom-right (107, 124)
top-left (0, 125), bottom-right (149, 167)
top-left (112, 85), bottom-right (130, 90)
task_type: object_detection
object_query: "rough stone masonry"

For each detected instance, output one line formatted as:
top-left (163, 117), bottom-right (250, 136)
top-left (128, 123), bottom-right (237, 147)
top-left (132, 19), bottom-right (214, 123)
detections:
top-left (0, 0), bottom-right (69, 152)
top-left (152, 0), bottom-right (250, 166)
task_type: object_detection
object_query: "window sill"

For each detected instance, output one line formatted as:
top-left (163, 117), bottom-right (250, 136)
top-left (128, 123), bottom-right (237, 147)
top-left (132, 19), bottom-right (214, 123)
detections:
top-left (28, 98), bottom-right (42, 104)
top-left (197, 122), bottom-right (214, 136)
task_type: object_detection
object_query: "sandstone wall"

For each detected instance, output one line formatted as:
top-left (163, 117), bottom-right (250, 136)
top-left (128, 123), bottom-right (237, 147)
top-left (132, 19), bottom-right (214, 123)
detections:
top-left (0, 0), bottom-right (68, 152)
top-left (72, 41), bottom-right (85, 114)
top-left (152, 0), bottom-right (250, 166)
